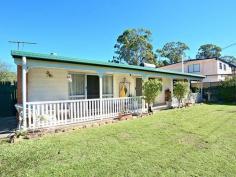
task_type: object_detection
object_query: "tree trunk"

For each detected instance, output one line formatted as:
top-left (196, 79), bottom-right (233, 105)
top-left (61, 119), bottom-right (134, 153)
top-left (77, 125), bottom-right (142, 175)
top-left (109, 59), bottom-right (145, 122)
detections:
top-left (178, 99), bottom-right (181, 108)
top-left (148, 103), bottom-right (153, 113)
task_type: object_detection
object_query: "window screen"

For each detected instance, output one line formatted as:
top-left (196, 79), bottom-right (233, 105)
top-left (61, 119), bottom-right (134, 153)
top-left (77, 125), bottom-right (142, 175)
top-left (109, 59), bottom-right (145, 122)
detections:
top-left (193, 64), bottom-right (200, 72)
top-left (188, 65), bottom-right (194, 73)
top-left (68, 73), bottom-right (85, 97)
top-left (188, 64), bottom-right (200, 73)
top-left (103, 75), bottom-right (113, 97)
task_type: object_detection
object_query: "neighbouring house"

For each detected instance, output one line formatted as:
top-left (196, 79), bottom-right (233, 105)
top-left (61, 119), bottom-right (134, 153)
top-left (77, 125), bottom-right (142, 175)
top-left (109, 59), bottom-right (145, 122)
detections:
top-left (160, 58), bottom-right (236, 87)
top-left (12, 50), bottom-right (204, 130)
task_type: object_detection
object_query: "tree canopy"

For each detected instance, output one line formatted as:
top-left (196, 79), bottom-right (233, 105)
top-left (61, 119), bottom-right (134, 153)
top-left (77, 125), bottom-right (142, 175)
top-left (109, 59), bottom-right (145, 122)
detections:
top-left (221, 56), bottom-right (236, 65)
top-left (156, 42), bottom-right (189, 64)
top-left (112, 28), bottom-right (156, 65)
top-left (0, 62), bottom-right (16, 82)
top-left (196, 44), bottom-right (222, 59)
top-left (156, 59), bottom-right (169, 67)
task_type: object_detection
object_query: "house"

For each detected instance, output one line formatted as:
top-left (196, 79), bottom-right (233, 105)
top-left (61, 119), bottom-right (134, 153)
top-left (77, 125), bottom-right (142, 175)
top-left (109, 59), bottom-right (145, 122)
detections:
top-left (160, 58), bottom-right (236, 87)
top-left (12, 50), bottom-right (204, 130)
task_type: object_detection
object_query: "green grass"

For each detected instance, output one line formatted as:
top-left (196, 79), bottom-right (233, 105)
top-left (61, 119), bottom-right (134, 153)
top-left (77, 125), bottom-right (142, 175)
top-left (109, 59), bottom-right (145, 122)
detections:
top-left (0, 104), bottom-right (236, 177)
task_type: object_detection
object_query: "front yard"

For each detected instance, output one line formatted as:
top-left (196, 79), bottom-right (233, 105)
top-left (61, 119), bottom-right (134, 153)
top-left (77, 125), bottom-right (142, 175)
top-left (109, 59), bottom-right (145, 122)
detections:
top-left (0, 104), bottom-right (235, 177)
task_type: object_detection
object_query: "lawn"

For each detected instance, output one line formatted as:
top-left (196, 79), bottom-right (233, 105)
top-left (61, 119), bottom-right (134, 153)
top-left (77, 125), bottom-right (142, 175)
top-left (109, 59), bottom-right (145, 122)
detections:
top-left (0, 104), bottom-right (235, 177)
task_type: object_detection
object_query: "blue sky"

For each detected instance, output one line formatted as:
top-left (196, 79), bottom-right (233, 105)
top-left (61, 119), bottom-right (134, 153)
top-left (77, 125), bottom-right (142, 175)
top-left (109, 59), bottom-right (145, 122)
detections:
top-left (1, 0), bottom-right (236, 71)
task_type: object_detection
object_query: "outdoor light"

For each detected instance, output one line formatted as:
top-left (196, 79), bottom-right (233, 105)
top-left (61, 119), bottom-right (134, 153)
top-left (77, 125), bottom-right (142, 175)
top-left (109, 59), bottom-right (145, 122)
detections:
top-left (46, 71), bottom-right (53, 78)
top-left (67, 74), bottom-right (72, 82)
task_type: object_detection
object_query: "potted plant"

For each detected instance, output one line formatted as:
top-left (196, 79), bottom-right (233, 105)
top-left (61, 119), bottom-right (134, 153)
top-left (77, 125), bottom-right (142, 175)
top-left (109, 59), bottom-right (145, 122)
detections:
top-left (118, 110), bottom-right (132, 121)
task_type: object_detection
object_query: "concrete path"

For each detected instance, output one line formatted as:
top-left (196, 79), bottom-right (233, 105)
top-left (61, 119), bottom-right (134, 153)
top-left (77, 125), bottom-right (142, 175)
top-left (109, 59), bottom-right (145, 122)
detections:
top-left (0, 116), bottom-right (17, 139)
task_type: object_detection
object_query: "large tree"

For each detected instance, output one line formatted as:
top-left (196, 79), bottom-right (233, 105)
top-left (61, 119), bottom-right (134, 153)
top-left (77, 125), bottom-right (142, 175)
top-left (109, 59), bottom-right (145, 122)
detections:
top-left (221, 56), bottom-right (236, 65)
top-left (196, 44), bottom-right (222, 59)
top-left (156, 59), bottom-right (169, 67)
top-left (112, 28), bottom-right (156, 65)
top-left (156, 42), bottom-right (189, 64)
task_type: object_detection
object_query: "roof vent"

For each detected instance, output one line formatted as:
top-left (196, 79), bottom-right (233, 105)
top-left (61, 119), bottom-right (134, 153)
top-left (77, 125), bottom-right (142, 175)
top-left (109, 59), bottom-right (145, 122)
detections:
top-left (140, 62), bottom-right (156, 68)
top-left (50, 52), bottom-right (57, 56)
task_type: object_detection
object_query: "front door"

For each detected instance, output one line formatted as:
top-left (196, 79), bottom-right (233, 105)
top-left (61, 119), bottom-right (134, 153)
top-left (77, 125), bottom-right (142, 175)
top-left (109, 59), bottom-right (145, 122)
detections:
top-left (136, 78), bottom-right (142, 96)
top-left (87, 75), bottom-right (99, 99)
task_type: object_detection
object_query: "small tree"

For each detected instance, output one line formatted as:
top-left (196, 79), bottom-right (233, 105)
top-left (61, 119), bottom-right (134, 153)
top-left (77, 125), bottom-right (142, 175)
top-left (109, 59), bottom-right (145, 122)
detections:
top-left (173, 81), bottom-right (190, 108)
top-left (143, 79), bottom-right (162, 113)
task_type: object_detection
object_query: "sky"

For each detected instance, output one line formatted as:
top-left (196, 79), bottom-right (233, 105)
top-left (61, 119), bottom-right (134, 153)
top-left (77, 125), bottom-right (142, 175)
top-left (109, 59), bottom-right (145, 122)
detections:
top-left (1, 0), bottom-right (236, 71)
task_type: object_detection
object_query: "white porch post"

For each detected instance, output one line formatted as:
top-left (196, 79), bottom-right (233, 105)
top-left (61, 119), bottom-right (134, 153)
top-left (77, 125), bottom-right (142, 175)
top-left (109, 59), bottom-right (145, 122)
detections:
top-left (171, 78), bottom-right (174, 93)
top-left (170, 78), bottom-right (174, 107)
top-left (99, 73), bottom-right (103, 118)
top-left (142, 75), bottom-right (149, 112)
top-left (22, 56), bottom-right (27, 129)
top-left (200, 80), bottom-right (203, 101)
top-left (85, 74), bottom-right (87, 99)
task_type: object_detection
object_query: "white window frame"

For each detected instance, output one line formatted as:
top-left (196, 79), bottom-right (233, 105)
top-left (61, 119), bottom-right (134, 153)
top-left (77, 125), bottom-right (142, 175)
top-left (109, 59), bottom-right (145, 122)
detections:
top-left (188, 64), bottom-right (200, 73)
top-left (193, 64), bottom-right (200, 72)
top-left (188, 65), bottom-right (194, 73)
top-left (68, 72), bottom-right (86, 100)
top-left (102, 75), bottom-right (113, 98)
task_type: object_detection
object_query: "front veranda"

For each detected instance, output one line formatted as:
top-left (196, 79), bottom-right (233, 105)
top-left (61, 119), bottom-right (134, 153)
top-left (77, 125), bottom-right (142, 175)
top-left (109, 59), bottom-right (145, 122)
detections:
top-left (18, 68), bottom-right (175, 130)
top-left (13, 52), bottom-right (203, 130)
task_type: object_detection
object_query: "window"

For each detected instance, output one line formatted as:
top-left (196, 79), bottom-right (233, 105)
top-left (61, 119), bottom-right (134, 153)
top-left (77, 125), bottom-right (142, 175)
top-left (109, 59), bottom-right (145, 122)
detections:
top-left (68, 73), bottom-right (85, 99)
top-left (193, 64), bottom-right (200, 72)
top-left (188, 64), bottom-right (200, 73)
top-left (136, 78), bottom-right (142, 96)
top-left (188, 65), bottom-right (193, 73)
top-left (219, 62), bottom-right (222, 69)
top-left (103, 75), bottom-right (113, 98)
top-left (223, 64), bottom-right (226, 71)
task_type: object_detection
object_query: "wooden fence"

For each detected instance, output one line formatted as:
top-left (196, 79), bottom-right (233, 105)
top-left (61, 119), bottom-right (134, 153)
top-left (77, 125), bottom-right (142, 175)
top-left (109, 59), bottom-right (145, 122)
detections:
top-left (0, 81), bottom-right (17, 117)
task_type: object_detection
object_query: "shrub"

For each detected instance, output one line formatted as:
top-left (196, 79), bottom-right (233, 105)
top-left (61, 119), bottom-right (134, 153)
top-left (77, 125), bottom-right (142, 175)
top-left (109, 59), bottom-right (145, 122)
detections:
top-left (143, 79), bottom-right (162, 112)
top-left (173, 81), bottom-right (190, 107)
top-left (218, 77), bottom-right (236, 102)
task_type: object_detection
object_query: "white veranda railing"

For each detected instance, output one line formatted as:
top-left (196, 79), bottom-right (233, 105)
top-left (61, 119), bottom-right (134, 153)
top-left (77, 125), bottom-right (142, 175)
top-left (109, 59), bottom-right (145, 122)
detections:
top-left (17, 96), bottom-right (144, 130)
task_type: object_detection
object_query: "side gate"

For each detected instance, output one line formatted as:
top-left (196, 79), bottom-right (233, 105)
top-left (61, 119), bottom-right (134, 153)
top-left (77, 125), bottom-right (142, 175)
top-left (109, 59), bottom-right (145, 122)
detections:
top-left (0, 81), bottom-right (17, 117)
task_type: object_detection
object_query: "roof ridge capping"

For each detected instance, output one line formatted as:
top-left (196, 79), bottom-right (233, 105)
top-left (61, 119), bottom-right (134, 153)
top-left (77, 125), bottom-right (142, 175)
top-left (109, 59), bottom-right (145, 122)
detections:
top-left (11, 50), bottom-right (205, 78)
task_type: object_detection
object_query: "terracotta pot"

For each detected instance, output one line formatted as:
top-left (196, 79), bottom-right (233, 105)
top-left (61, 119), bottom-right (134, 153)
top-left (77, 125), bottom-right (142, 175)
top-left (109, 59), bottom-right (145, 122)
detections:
top-left (118, 113), bottom-right (132, 121)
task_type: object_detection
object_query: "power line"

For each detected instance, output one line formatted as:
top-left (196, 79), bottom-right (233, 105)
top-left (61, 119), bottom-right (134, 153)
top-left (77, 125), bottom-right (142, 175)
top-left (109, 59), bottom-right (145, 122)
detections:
top-left (222, 43), bottom-right (236, 50)
top-left (8, 40), bottom-right (37, 50)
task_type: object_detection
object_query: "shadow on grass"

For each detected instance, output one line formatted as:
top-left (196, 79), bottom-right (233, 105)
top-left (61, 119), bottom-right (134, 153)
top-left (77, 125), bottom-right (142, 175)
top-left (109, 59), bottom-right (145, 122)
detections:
top-left (205, 102), bottom-right (236, 106)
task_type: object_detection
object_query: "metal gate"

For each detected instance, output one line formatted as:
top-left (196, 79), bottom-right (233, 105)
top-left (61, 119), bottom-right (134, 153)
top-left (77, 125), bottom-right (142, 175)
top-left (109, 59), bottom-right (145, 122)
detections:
top-left (0, 81), bottom-right (17, 117)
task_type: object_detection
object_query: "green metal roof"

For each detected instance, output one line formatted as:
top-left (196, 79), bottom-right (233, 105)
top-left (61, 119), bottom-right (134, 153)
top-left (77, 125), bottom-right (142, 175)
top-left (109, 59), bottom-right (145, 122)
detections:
top-left (11, 50), bottom-right (205, 78)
